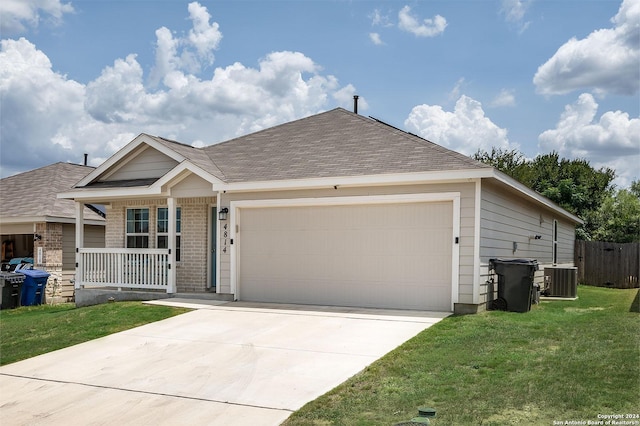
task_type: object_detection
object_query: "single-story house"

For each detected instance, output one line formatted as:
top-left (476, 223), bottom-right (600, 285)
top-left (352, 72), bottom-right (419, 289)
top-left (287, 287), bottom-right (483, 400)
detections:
top-left (59, 108), bottom-right (582, 313)
top-left (0, 162), bottom-right (106, 301)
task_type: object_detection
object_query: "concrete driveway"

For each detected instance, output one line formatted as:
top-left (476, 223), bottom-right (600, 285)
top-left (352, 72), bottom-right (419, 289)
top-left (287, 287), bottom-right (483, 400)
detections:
top-left (0, 301), bottom-right (449, 425)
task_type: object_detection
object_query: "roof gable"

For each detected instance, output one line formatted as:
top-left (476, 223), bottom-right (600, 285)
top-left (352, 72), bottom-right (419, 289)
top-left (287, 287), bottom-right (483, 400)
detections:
top-left (75, 133), bottom-right (226, 188)
top-left (99, 144), bottom-right (179, 182)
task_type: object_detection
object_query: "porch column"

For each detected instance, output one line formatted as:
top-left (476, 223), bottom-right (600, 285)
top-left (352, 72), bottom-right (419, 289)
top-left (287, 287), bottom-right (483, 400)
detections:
top-left (167, 197), bottom-right (177, 293)
top-left (75, 201), bottom-right (84, 289)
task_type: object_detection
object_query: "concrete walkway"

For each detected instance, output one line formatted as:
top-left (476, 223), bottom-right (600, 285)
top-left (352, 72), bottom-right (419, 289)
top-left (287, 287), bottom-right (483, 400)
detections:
top-left (0, 301), bottom-right (449, 425)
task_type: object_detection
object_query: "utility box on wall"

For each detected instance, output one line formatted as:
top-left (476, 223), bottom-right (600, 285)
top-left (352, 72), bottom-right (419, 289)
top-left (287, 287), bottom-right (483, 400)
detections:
top-left (544, 267), bottom-right (578, 298)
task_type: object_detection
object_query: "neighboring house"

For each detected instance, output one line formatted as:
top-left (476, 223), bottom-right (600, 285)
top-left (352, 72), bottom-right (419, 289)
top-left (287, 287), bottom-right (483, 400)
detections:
top-left (59, 108), bottom-right (582, 313)
top-left (0, 163), bottom-right (106, 301)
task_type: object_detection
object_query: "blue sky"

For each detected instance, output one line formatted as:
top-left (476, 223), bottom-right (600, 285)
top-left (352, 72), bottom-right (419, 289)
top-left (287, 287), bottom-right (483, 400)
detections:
top-left (1, 0), bottom-right (638, 187)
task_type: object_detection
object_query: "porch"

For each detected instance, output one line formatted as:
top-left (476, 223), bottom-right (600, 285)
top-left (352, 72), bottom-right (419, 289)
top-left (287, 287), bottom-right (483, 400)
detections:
top-left (74, 246), bottom-right (234, 307)
top-left (70, 192), bottom-right (224, 299)
top-left (76, 248), bottom-right (172, 291)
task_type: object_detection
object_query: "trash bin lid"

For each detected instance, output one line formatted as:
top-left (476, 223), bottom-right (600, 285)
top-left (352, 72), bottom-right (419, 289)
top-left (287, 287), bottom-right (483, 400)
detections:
top-left (490, 258), bottom-right (539, 267)
top-left (0, 272), bottom-right (25, 283)
top-left (490, 258), bottom-right (538, 264)
top-left (18, 269), bottom-right (50, 278)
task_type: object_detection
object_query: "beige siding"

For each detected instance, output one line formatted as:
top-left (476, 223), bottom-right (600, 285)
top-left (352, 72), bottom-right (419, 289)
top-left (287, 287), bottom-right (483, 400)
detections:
top-left (479, 180), bottom-right (576, 263)
top-left (0, 224), bottom-right (34, 235)
top-left (170, 174), bottom-right (217, 198)
top-left (62, 224), bottom-right (74, 270)
top-left (220, 182), bottom-right (477, 305)
top-left (61, 224), bottom-right (105, 298)
top-left (85, 225), bottom-right (105, 248)
top-left (479, 180), bottom-right (577, 304)
top-left (103, 146), bottom-right (178, 181)
top-left (62, 224), bottom-right (105, 269)
top-left (555, 219), bottom-right (575, 265)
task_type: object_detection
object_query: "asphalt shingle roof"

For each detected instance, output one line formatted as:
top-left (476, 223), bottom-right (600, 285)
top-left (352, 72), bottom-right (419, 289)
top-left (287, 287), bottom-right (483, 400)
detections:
top-left (74, 108), bottom-right (491, 189)
top-left (202, 108), bottom-right (490, 183)
top-left (0, 163), bottom-right (105, 221)
top-left (148, 135), bottom-right (227, 181)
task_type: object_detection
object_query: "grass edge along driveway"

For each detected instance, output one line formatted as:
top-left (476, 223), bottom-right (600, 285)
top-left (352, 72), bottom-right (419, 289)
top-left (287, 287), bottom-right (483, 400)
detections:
top-left (0, 301), bottom-right (190, 366)
top-left (284, 286), bottom-right (640, 426)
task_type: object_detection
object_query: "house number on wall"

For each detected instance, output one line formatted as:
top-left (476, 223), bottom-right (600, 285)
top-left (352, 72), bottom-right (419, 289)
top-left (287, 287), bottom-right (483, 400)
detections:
top-left (222, 224), bottom-right (228, 253)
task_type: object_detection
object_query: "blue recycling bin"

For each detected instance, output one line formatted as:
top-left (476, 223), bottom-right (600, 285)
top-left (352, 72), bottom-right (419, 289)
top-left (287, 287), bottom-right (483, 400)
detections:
top-left (19, 269), bottom-right (50, 306)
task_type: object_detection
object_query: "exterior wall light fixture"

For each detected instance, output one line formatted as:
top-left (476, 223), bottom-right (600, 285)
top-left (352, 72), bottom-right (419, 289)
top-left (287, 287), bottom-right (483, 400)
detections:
top-left (218, 207), bottom-right (229, 221)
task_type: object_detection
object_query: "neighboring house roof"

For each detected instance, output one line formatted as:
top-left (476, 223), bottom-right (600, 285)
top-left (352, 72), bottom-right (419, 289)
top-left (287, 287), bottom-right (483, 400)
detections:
top-left (203, 108), bottom-right (491, 183)
top-left (0, 162), bottom-right (105, 225)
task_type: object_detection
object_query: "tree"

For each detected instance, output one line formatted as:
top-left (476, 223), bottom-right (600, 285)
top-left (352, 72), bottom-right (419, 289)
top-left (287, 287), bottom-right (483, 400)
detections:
top-left (526, 154), bottom-right (615, 221)
top-left (473, 148), bottom-right (528, 182)
top-left (473, 149), bottom-right (617, 240)
top-left (630, 180), bottom-right (640, 198)
top-left (590, 182), bottom-right (640, 243)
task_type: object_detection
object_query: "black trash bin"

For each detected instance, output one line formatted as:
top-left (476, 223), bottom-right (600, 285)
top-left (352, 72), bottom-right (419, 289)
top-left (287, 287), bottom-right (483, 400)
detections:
top-left (489, 258), bottom-right (539, 313)
top-left (1, 272), bottom-right (25, 309)
top-left (19, 269), bottom-right (50, 306)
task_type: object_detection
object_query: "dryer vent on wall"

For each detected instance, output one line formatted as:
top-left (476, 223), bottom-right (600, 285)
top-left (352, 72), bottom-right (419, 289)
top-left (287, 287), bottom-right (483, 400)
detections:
top-left (544, 267), bottom-right (577, 298)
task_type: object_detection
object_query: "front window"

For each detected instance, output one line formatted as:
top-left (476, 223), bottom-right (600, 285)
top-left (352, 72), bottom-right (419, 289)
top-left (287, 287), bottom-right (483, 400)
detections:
top-left (157, 207), bottom-right (181, 261)
top-left (126, 208), bottom-right (149, 248)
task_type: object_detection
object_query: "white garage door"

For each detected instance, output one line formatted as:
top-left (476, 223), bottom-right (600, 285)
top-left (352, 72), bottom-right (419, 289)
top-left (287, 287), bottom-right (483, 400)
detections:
top-left (237, 201), bottom-right (453, 311)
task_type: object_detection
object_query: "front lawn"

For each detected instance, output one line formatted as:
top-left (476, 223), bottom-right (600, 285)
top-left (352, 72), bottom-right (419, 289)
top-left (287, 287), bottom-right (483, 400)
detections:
top-left (0, 302), bottom-right (189, 366)
top-left (284, 286), bottom-right (640, 425)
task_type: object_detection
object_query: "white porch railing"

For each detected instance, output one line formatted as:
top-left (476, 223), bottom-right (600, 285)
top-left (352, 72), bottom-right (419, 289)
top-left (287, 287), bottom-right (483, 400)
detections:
top-left (77, 248), bottom-right (171, 292)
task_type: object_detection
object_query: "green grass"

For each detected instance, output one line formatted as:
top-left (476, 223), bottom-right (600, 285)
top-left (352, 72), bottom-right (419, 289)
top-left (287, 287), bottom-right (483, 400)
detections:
top-left (0, 302), bottom-right (190, 366)
top-left (284, 286), bottom-right (640, 426)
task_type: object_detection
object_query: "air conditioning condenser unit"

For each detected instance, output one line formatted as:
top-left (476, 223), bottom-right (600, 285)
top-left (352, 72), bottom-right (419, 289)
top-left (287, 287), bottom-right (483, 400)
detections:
top-left (544, 267), bottom-right (577, 298)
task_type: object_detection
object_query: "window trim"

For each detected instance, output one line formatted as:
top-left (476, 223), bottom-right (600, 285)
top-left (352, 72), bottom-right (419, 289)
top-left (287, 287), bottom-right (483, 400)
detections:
top-left (125, 207), bottom-right (150, 248)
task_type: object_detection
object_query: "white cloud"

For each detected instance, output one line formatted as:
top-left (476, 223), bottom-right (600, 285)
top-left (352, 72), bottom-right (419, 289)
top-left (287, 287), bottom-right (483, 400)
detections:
top-left (0, 38), bottom-right (88, 173)
top-left (149, 2), bottom-right (223, 87)
top-left (333, 84), bottom-right (367, 112)
top-left (501, 0), bottom-right (527, 22)
top-left (369, 9), bottom-right (393, 27)
top-left (490, 89), bottom-right (516, 107)
top-left (369, 32), bottom-right (384, 45)
top-left (539, 93), bottom-right (640, 186)
top-left (0, 4), bottom-right (356, 177)
top-left (0, 0), bottom-right (74, 34)
top-left (187, 2), bottom-right (222, 63)
top-left (404, 95), bottom-right (516, 155)
top-left (448, 77), bottom-right (466, 101)
top-left (500, 0), bottom-right (531, 33)
top-left (534, 0), bottom-right (640, 96)
top-left (398, 6), bottom-right (447, 38)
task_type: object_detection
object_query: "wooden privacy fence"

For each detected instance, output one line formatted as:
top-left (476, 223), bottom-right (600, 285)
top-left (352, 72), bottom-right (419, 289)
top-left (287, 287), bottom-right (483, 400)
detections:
top-left (575, 241), bottom-right (639, 288)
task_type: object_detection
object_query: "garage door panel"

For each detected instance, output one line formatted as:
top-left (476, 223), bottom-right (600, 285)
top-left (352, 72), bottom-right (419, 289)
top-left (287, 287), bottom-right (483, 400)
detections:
top-left (238, 201), bottom-right (453, 311)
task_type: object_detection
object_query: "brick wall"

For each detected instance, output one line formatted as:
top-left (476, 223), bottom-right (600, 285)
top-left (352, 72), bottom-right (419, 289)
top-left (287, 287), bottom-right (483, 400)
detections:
top-left (105, 203), bottom-right (125, 248)
top-left (34, 222), bottom-right (63, 300)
